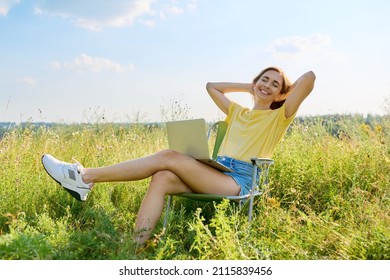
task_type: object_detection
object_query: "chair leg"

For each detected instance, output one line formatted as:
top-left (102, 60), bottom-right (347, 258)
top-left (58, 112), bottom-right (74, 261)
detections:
top-left (248, 196), bottom-right (254, 222)
top-left (163, 195), bottom-right (172, 229)
top-left (248, 163), bottom-right (259, 222)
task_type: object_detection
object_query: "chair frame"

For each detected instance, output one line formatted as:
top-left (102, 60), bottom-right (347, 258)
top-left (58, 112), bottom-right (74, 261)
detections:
top-left (163, 121), bottom-right (274, 229)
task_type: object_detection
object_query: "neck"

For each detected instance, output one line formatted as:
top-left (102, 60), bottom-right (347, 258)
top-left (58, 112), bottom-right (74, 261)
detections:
top-left (253, 101), bottom-right (272, 110)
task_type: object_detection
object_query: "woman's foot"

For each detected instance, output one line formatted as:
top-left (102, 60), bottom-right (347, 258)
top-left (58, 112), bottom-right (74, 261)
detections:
top-left (41, 154), bottom-right (93, 201)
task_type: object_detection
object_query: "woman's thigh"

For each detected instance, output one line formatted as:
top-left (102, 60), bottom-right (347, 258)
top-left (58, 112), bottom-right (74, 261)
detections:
top-left (160, 150), bottom-right (240, 196)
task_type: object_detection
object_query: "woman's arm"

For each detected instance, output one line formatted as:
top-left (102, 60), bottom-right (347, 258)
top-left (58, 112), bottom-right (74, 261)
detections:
top-left (206, 82), bottom-right (253, 114)
top-left (283, 71), bottom-right (316, 118)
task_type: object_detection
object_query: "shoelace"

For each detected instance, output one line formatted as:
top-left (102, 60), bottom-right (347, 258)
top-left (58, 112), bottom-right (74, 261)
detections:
top-left (71, 158), bottom-right (83, 174)
top-left (59, 159), bottom-right (80, 181)
top-left (71, 158), bottom-right (94, 189)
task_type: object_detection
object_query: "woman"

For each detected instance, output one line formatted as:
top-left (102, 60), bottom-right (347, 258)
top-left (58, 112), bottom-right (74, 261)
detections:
top-left (42, 67), bottom-right (315, 244)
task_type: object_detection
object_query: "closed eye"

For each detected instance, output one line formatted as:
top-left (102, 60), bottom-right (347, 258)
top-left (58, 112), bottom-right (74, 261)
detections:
top-left (261, 76), bottom-right (280, 88)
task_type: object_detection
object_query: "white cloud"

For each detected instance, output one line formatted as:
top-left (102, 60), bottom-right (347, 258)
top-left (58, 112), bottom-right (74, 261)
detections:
top-left (52, 54), bottom-right (133, 74)
top-left (34, 0), bottom-right (156, 31)
top-left (165, 6), bottom-right (183, 15)
top-left (159, 3), bottom-right (183, 20)
top-left (0, 0), bottom-right (20, 16)
top-left (268, 33), bottom-right (346, 63)
top-left (187, 0), bottom-right (197, 11)
top-left (18, 76), bottom-right (37, 86)
top-left (159, 0), bottom-right (197, 20)
top-left (33, 0), bottom-right (197, 31)
top-left (137, 19), bottom-right (156, 27)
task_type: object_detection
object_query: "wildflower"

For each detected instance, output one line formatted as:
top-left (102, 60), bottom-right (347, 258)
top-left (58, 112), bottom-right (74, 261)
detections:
top-left (267, 197), bottom-right (280, 208)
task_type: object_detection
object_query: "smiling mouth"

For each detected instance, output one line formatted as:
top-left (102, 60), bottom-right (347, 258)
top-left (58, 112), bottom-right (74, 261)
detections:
top-left (260, 89), bottom-right (270, 95)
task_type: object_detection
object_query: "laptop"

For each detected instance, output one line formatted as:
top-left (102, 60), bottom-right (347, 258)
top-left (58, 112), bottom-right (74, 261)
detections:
top-left (166, 118), bottom-right (233, 172)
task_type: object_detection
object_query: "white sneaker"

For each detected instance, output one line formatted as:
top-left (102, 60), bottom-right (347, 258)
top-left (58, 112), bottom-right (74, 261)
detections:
top-left (41, 154), bottom-right (93, 201)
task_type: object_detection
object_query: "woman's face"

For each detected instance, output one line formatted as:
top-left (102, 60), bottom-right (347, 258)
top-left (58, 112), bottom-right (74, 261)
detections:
top-left (252, 70), bottom-right (284, 103)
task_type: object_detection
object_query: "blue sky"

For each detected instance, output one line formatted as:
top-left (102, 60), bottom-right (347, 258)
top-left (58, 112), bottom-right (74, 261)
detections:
top-left (1, 0), bottom-right (389, 123)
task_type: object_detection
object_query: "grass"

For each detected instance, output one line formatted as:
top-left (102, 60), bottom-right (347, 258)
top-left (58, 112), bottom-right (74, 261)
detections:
top-left (0, 116), bottom-right (389, 260)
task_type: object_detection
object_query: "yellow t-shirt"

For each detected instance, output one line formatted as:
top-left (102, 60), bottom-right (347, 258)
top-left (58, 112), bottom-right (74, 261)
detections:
top-left (218, 101), bottom-right (296, 162)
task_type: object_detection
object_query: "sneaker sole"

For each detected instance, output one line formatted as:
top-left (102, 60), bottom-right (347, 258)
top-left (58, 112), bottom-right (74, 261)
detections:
top-left (41, 155), bottom-right (85, 201)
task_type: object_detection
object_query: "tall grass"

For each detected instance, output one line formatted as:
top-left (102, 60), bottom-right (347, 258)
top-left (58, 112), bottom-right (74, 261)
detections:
top-left (0, 117), bottom-right (389, 259)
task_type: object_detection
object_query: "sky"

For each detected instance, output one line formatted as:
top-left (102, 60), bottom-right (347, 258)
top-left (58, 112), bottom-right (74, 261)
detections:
top-left (1, 0), bottom-right (390, 123)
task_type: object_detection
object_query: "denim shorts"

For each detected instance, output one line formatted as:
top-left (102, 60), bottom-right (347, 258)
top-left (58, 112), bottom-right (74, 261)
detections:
top-left (216, 156), bottom-right (258, 196)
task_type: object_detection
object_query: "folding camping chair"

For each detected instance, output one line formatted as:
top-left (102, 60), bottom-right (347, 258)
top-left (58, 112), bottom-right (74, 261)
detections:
top-left (163, 121), bottom-right (274, 229)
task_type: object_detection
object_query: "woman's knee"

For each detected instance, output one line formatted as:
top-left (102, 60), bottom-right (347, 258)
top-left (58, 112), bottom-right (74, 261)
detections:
top-left (156, 149), bottom-right (181, 161)
top-left (149, 170), bottom-right (176, 193)
top-left (149, 170), bottom-right (189, 195)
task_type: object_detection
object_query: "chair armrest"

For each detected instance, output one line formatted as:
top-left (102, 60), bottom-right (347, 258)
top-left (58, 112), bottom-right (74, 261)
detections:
top-left (249, 158), bottom-right (274, 191)
top-left (250, 158), bottom-right (274, 166)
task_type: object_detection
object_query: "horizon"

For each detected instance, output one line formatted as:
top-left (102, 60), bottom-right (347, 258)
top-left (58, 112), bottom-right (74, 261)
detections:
top-left (1, 111), bottom-right (387, 127)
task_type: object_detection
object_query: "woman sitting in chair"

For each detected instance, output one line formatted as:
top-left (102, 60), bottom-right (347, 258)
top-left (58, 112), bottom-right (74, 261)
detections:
top-left (42, 67), bottom-right (316, 244)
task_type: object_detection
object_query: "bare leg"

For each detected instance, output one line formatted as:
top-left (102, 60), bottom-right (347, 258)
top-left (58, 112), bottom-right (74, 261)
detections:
top-left (134, 170), bottom-right (192, 244)
top-left (82, 149), bottom-right (239, 196)
top-left (82, 153), bottom-right (167, 183)
top-left (81, 149), bottom-right (240, 244)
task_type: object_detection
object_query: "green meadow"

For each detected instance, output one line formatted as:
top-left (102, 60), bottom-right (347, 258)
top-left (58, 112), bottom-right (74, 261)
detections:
top-left (0, 114), bottom-right (389, 259)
